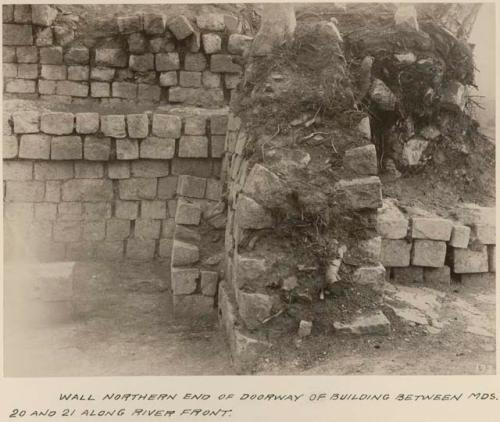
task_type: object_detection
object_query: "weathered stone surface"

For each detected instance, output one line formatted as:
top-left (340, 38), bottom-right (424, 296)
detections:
top-left (441, 80), bottom-right (466, 112)
top-left (210, 54), bottom-right (242, 73)
top-left (358, 236), bottom-right (382, 262)
top-left (171, 158), bottom-right (213, 178)
top-left (175, 199), bottom-right (202, 226)
top-left (184, 53), bottom-right (207, 71)
top-left (152, 114), bottom-right (181, 138)
top-left (140, 137), bottom-right (175, 159)
top-left (40, 46), bottom-right (63, 65)
top-left (155, 52), bottom-right (180, 71)
top-left (64, 47), bottom-right (90, 65)
top-left (3, 161), bottom-right (32, 180)
top-left (41, 112), bottom-right (74, 135)
top-left (242, 163), bottom-right (287, 208)
top-left (117, 15), bottom-right (142, 34)
top-left (31, 5), bottom-right (57, 26)
top-left (453, 246), bottom-right (489, 273)
top-left (402, 137), bottom-right (429, 166)
top-left (126, 114), bottom-right (149, 139)
top-left (449, 224), bottom-right (470, 248)
top-left (376, 199), bottom-right (408, 239)
top-left (168, 87), bottom-right (224, 106)
top-left (101, 115), bottom-right (126, 138)
top-left (424, 266), bottom-right (451, 285)
top-left (53, 25), bottom-right (75, 46)
top-left (129, 53), bottom-right (155, 72)
top-left (16, 46), bottom-right (37, 63)
top-left (171, 267), bottom-right (198, 295)
top-left (177, 175), bottom-right (206, 198)
top-left (51, 136), bottom-right (82, 160)
top-left (237, 291), bottom-right (274, 330)
top-left (108, 162), bottom-right (130, 179)
top-left (411, 217), bottom-right (453, 241)
top-left (178, 135), bottom-right (208, 158)
top-left (17, 63), bottom-right (38, 79)
top-left (201, 271), bottom-right (218, 296)
top-left (3, 24), bottom-right (33, 46)
top-left (235, 194), bottom-right (274, 230)
top-left (344, 144), bottom-right (378, 175)
top-left (3, 135), bottom-right (19, 159)
top-left (174, 225), bottom-right (201, 243)
top-left (105, 218), bottom-right (130, 240)
top-left (115, 201), bottom-right (139, 220)
top-left (471, 223), bottom-right (495, 245)
top-left (172, 239), bottom-right (199, 266)
top-left (381, 239), bottom-right (412, 267)
top-left (369, 79), bottom-right (396, 110)
top-left (167, 15), bottom-right (194, 40)
top-left (196, 14), bottom-right (225, 31)
top-left (115, 139), bottom-right (138, 160)
top-left (41, 64), bottom-right (66, 80)
top-left (56, 81), bottom-right (89, 97)
top-left (112, 82), bottom-right (137, 99)
top-left (159, 71), bottom-right (178, 86)
top-left (143, 13), bottom-right (165, 35)
top-left (352, 264), bottom-right (386, 287)
top-left (202, 33), bottom-right (222, 54)
top-left (234, 254), bottom-right (268, 290)
top-left (333, 311), bottom-right (391, 335)
top-left (453, 203), bottom-right (495, 226)
top-left (126, 239), bottom-right (156, 260)
top-left (228, 34), bottom-right (253, 55)
top-left (394, 4), bottom-right (419, 31)
top-left (12, 111), bottom-right (39, 133)
top-left (460, 272), bottom-right (495, 288)
top-left (334, 176), bottom-right (383, 210)
top-left (134, 219), bottom-right (161, 239)
top-left (95, 48), bottom-right (128, 68)
top-left (131, 160), bottom-right (170, 178)
top-left (91, 67), bottom-right (115, 81)
top-left (35, 27), bottom-right (53, 47)
top-left (34, 161), bottom-right (73, 180)
top-left (76, 113), bottom-right (99, 134)
top-left (62, 179), bottom-right (113, 202)
top-left (74, 162), bottom-right (104, 179)
top-left (19, 134), bottom-right (50, 159)
top-left (5, 79), bottom-right (36, 93)
top-left (392, 266), bottom-right (424, 284)
top-left (68, 65), bottom-right (90, 81)
top-left (412, 240), bottom-right (446, 267)
top-left (90, 81), bottom-right (110, 97)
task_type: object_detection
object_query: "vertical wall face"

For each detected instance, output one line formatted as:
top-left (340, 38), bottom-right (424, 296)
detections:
top-left (2, 4), bottom-right (250, 265)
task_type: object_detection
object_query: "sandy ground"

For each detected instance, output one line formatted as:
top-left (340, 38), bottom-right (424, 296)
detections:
top-left (3, 261), bottom-right (495, 377)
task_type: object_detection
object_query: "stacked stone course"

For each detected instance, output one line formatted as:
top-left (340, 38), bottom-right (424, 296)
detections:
top-left (3, 5), bottom-right (249, 106)
top-left (3, 109), bottom-right (226, 262)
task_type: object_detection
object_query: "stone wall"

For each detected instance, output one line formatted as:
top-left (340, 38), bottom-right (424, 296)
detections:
top-left (379, 201), bottom-right (496, 286)
top-left (3, 4), bottom-right (251, 106)
top-left (3, 109), bottom-right (226, 262)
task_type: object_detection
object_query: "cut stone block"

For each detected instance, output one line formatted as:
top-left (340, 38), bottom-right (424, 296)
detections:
top-left (178, 135), bottom-right (208, 157)
top-left (76, 113), bottom-right (99, 134)
top-left (196, 14), bottom-right (225, 31)
top-left (352, 264), bottom-right (385, 287)
top-left (376, 199), bottom-right (408, 239)
top-left (126, 239), bottom-right (156, 260)
top-left (334, 176), bottom-right (383, 210)
top-left (134, 219), bottom-right (161, 239)
top-left (453, 246), bottom-right (489, 274)
top-left (411, 217), bottom-right (453, 241)
top-left (167, 15), bottom-right (194, 40)
top-left (460, 273), bottom-right (495, 288)
top-left (411, 240), bottom-right (446, 267)
top-left (201, 271), bottom-right (218, 296)
top-left (358, 236), bottom-right (382, 262)
top-left (12, 111), bottom-right (39, 133)
top-left (62, 179), bottom-right (113, 202)
top-left (126, 114), bottom-right (149, 139)
top-left (236, 194), bottom-right (274, 230)
top-left (41, 112), bottom-right (74, 135)
top-left (472, 223), bottom-right (495, 245)
top-left (95, 48), bottom-right (128, 68)
top-left (343, 144), bottom-right (378, 175)
top-left (152, 114), bottom-right (181, 138)
top-left (175, 199), bottom-right (202, 225)
top-left (117, 15), bottom-right (142, 34)
top-left (237, 291), bottom-right (274, 330)
top-left (424, 266), bottom-right (451, 285)
top-left (140, 137), bottom-right (175, 159)
top-left (449, 224), bottom-right (470, 249)
top-left (184, 53), bottom-right (207, 71)
top-left (177, 175), bottom-right (206, 198)
top-left (171, 267), bottom-right (198, 295)
top-left (172, 239), bottom-right (199, 266)
top-left (381, 239), bottom-right (412, 267)
top-left (333, 311), bottom-right (391, 335)
top-left (454, 203), bottom-right (495, 226)
top-left (19, 134), bottom-right (50, 159)
top-left (228, 34), bottom-right (253, 55)
top-left (392, 266), bottom-right (424, 284)
top-left (202, 33), bottom-right (222, 54)
top-left (242, 163), bottom-right (287, 208)
top-left (51, 136), bottom-right (82, 160)
top-left (298, 320), bottom-right (313, 338)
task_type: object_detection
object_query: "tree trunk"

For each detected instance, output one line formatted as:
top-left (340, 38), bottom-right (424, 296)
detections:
top-left (250, 3), bottom-right (296, 56)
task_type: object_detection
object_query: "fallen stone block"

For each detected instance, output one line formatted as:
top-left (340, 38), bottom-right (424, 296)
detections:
top-left (381, 239), bottom-right (411, 267)
top-left (334, 176), bottom-right (383, 210)
top-left (235, 194), bottom-right (274, 230)
top-left (424, 266), bottom-right (451, 285)
top-left (369, 79), bottom-right (396, 111)
top-left (411, 217), bottom-right (453, 241)
top-left (412, 240), bottom-right (446, 267)
top-left (237, 290), bottom-right (274, 330)
top-left (441, 80), bottom-right (467, 112)
top-left (242, 163), bottom-right (288, 208)
top-left (402, 137), bottom-right (429, 166)
top-left (333, 311), bottom-right (391, 335)
top-left (298, 320), bottom-right (313, 338)
top-left (449, 224), bottom-right (470, 248)
top-left (453, 246), bottom-right (489, 273)
top-left (343, 144), bottom-right (378, 175)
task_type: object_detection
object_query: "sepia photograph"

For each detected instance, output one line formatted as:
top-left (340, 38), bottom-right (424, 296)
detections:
top-left (2, 2), bottom-right (496, 378)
